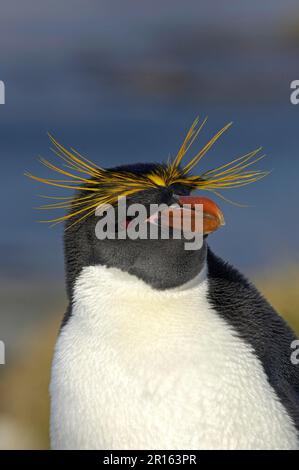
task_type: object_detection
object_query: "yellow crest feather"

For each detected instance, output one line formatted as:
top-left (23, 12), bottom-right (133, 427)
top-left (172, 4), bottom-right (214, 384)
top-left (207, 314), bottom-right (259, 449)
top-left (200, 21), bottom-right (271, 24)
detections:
top-left (25, 118), bottom-right (269, 227)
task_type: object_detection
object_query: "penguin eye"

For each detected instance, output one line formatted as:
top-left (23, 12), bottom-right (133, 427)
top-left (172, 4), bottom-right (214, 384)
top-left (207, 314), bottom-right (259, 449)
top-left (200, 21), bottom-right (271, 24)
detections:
top-left (119, 216), bottom-right (135, 231)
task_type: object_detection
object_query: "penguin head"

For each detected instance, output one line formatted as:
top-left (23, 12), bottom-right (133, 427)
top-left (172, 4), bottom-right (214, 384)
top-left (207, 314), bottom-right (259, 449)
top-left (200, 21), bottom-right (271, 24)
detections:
top-left (63, 161), bottom-right (225, 292)
top-left (26, 119), bottom-right (267, 294)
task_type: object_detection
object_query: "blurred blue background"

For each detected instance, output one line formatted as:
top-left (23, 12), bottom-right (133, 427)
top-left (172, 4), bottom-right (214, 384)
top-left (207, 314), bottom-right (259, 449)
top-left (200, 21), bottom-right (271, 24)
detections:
top-left (0, 0), bottom-right (299, 449)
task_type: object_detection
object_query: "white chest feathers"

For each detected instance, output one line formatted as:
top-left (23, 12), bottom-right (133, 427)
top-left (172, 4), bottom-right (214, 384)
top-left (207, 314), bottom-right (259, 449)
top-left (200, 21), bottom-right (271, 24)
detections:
top-left (50, 265), bottom-right (298, 450)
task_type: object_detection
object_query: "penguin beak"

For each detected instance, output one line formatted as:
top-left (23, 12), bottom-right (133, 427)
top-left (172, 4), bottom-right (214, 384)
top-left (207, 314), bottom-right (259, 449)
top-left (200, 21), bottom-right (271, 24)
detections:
top-left (177, 196), bottom-right (225, 235)
top-left (147, 195), bottom-right (225, 235)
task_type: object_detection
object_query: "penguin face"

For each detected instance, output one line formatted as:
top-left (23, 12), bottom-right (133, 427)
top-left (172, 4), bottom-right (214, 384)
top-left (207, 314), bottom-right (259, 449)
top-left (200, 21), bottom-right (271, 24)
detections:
top-left (64, 163), bottom-right (224, 292)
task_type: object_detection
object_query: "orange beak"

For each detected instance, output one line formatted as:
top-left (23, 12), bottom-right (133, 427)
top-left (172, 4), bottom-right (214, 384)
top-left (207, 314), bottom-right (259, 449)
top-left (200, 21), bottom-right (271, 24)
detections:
top-left (155, 196), bottom-right (225, 235)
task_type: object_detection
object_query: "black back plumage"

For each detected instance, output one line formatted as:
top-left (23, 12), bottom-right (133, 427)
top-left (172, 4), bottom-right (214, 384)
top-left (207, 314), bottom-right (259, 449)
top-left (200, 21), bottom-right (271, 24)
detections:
top-left (207, 248), bottom-right (299, 431)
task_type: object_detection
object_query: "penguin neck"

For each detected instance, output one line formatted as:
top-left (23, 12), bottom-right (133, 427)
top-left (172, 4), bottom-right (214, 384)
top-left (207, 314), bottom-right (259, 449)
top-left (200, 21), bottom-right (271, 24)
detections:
top-left (124, 241), bottom-right (208, 290)
top-left (168, 263), bottom-right (207, 291)
top-left (69, 260), bottom-right (209, 338)
top-left (73, 260), bottom-right (208, 304)
top-left (64, 234), bottom-right (208, 295)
